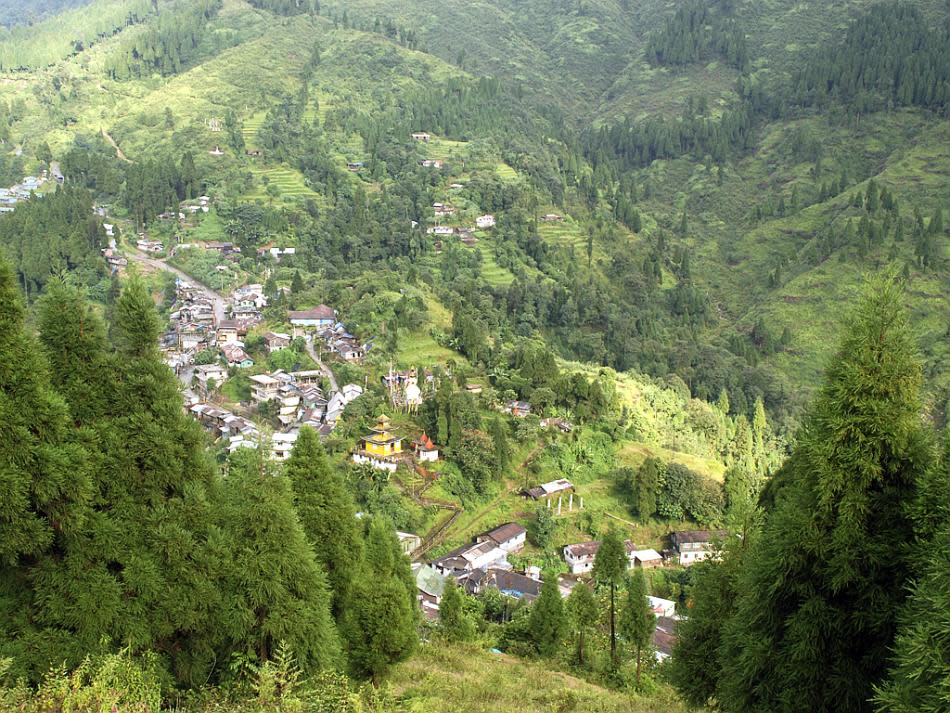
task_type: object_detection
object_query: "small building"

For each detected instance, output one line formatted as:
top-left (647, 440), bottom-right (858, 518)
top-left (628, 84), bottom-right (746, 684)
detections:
top-left (465, 383), bottom-right (483, 395)
top-left (136, 238), bottom-right (164, 253)
top-left (670, 530), bottom-right (726, 566)
top-left (466, 568), bottom-right (542, 602)
top-left (476, 214), bottom-right (496, 229)
top-left (648, 596), bottom-right (677, 618)
top-left (352, 415), bottom-right (403, 472)
top-left (541, 213), bottom-right (563, 222)
top-left (419, 159), bottom-right (444, 169)
top-left (504, 400), bottom-right (532, 417)
top-left (653, 616), bottom-right (678, 662)
top-left (397, 531), bottom-right (422, 556)
top-left (524, 478), bottom-right (574, 501)
top-left (347, 161), bottom-right (364, 172)
top-left (413, 432), bottom-right (439, 462)
top-left (264, 331), bottom-right (291, 352)
top-left (194, 363), bottom-right (228, 394)
top-left (477, 522), bottom-right (527, 553)
top-left (411, 132), bottom-right (431, 143)
top-left (249, 373), bottom-right (281, 403)
top-left (426, 225), bottom-right (455, 236)
top-left (216, 320), bottom-right (240, 346)
top-left (246, 149), bottom-right (264, 158)
top-left (541, 417), bottom-right (574, 433)
top-left (632, 548), bottom-right (664, 568)
top-left (433, 202), bottom-right (456, 217)
top-left (289, 305), bottom-right (336, 330)
top-left (432, 540), bottom-right (508, 576)
top-left (221, 344), bottom-right (253, 368)
top-left (271, 431), bottom-right (298, 461)
top-left (563, 539), bottom-right (638, 575)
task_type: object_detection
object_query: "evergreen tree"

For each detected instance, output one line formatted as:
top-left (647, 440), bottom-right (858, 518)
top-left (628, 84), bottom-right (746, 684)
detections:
top-left (219, 446), bottom-right (341, 673)
top-left (875, 435), bottom-right (950, 713)
top-left (438, 579), bottom-right (474, 643)
top-left (19, 277), bottom-right (225, 685)
top-left (634, 457), bottom-right (661, 518)
top-left (528, 571), bottom-right (566, 658)
top-left (669, 528), bottom-right (754, 708)
top-left (344, 517), bottom-right (416, 682)
top-left (566, 583), bottom-right (599, 666)
top-left (489, 417), bottom-right (511, 474)
top-left (620, 569), bottom-right (654, 687)
top-left (715, 274), bottom-right (933, 712)
top-left (284, 427), bottom-right (363, 620)
top-left (0, 257), bottom-right (90, 569)
top-left (593, 529), bottom-right (628, 665)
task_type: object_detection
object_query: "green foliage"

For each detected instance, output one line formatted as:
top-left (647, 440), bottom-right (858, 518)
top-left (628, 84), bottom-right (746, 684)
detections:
top-left (220, 446), bottom-right (342, 674)
top-left (284, 427), bottom-right (363, 621)
top-left (620, 569), bottom-right (654, 687)
top-left (0, 186), bottom-right (105, 299)
top-left (528, 504), bottom-right (556, 549)
top-left (699, 275), bottom-right (935, 712)
top-left (438, 579), bottom-right (475, 643)
top-left (593, 529), bottom-right (628, 664)
top-left (566, 583), bottom-right (599, 667)
top-left (344, 517), bottom-right (416, 681)
top-left (528, 571), bottom-right (566, 658)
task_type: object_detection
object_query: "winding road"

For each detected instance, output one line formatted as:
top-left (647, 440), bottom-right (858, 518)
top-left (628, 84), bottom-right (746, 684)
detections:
top-left (127, 248), bottom-right (227, 323)
top-left (304, 337), bottom-right (339, 393)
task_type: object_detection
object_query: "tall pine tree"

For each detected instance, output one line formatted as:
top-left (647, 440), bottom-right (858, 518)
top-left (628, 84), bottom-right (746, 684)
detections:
top-left (284, 427), bottom-right (363, 620)
top-left (714, 274), bottom-right (933, 712)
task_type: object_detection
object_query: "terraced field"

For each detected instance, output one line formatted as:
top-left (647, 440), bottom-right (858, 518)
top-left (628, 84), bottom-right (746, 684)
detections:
top-left (244, 165), bottom-right (319, 204)
top-left (241, 111), bottom-right (265, 151)
top-left (538, 217), bottom-right (594, 258)
top-left (419, 136), bottom-right (468, 163)
top-left (495, 162), bottom-right (519, 182)
top-left (473, 236), bottom-right (515, 287)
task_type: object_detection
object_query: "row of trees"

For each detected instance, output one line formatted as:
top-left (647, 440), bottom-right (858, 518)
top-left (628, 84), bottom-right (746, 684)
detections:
top-left (669, 275), bottom-right (949, 712)
top-left (0, 255), bottom-right (418, 689)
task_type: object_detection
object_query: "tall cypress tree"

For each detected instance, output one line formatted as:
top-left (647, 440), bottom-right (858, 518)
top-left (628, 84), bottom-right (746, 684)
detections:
top-left (620, 569), bottom-right (654, 687)
top-left (344, 517), bottom-right (417, 683)
top-left (715, 275), bottom-right (933, 712)
top-left (593, 529), bottom-right (628, 665)
top-left (218, 446), bottom-right (341, 673)
top-left (0, 256), bottom-right (91, 678)
top-left (566, 582), bottom-right (599, 666)
top-left (528, 570), bottom-right (565, 658)
top-left (284, 427), bottom-right (363, 620)
top-left (0, 258), bottom-right (90, 566)
top-left (438, 579), bottom-right (474, 643)
top-left (26, 277), bottom-right (224, 685)
top-left (875, 434), bottom-right (950, 713)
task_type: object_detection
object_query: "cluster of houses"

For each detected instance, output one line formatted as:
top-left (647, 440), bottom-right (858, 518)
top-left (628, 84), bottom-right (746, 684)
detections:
top-left (412, 522), bottom-right (724, 659)
top-left (290, 305), bottom-right (371, 363)
top-left (249, 370), bottom-right (364, 432)
top-left (161, 280), bottom-right (219, 370)
top-left (0, 172), bottom-right (55, 214)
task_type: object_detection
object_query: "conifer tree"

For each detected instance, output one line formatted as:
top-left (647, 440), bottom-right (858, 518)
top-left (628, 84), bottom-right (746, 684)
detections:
top-left (620, 569), bottom-right (654, 687)
top-left (529, 571), bottom-right (566, 658)
top-left (344, 518), bottom-right (417, 682)
top-left (26, 277), bottom-right (225, 685)
top-left (219, 446), bottom-right (341, 673)
top-left (284, 427), bottom-right (363, 620)
top-left (489, 417), bottom-right (511, 474)
top-left (0, 256), bottom-right (89, 572)
top-left (593, 529), bottom-right (628, 665)
top-left (875, 435), bottom-right (950, 713)
top-left (566, 582), bottom-right (599, 666)
top-left (714, 274), bottom-right (933, 712)
top-left (438, 579), bottom-right (474, 643)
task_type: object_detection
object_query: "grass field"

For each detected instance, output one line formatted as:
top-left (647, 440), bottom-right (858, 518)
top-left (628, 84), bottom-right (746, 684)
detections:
top-left (388, 642), bottom-right (688, 713)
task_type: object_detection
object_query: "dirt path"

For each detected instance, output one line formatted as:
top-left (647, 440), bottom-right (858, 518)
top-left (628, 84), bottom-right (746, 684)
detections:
top-left (101, 128), bottom-right (132, 163)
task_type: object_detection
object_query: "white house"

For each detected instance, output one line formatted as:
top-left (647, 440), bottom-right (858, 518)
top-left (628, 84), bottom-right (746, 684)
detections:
top-left (249, 373), bottom-right (280, 403)
top-left (476, 214), bottom-right (496, 229)
top-left (478, 523), bottom-right (527, 553)
top-left (670, 530), bottom-right (725, 566)
top-left (563, 539), bottom-right (638, 575)
top-left (647, 596), bottom-right (677, 618)
top-left (271, 431), bottom-right (298, 461)
top-left (264, 331), bottom-right (291, 352)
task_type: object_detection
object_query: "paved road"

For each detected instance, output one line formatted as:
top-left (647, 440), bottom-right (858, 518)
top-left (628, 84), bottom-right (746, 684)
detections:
top-left (124, 248), bottom-right (228, 394)
top-left (304, 336), bottom-right (339, 393)
top-left (126, 248), bottom-right (227, 323)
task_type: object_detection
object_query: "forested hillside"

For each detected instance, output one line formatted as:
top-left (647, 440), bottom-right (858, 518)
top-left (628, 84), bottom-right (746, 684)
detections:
top-left (0, 0), bottom-right (946, 709)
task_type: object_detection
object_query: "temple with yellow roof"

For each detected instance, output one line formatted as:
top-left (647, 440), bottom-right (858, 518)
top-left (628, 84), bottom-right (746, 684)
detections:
top-left (352, 415), bottom-right (403, 472)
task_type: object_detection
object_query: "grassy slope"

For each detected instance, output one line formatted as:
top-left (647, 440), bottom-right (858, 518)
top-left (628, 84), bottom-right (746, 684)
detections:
top-left (389, 642), bottom-right (687, 713)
